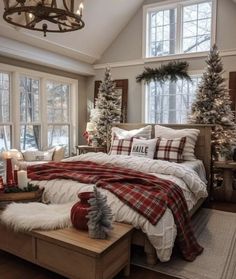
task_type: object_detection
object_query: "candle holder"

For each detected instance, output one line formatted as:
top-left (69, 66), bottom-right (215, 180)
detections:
top-left (6, 158), bottom-right (15, 187)
top-left (0, 176), bottom-right (4, 192)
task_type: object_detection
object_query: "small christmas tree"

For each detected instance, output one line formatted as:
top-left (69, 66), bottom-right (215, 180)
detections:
top-left (189, 44), bottom-right (236, 159)
top-left (91, 67), bottom-right (121, 147)
top-left (87, 187), bottom-right (113, 239)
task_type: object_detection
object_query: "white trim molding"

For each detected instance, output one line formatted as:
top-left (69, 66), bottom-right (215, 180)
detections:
top-left (0, 37), bottom-right (95, 76)
top-left (93, 48), bottom-right (236, 70)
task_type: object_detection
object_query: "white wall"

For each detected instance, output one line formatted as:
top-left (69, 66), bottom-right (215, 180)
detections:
top-left (87, 0), bottom-right (236, 124)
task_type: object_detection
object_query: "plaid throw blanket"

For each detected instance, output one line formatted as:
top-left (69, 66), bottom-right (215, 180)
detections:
top-left (27, 161), bottom-right (203, 261)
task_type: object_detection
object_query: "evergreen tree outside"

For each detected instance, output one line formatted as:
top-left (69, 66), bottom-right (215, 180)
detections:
top-left (91, 68), bottom-right (121, 147)
top-left (189, 44), bottom-right (236, 159)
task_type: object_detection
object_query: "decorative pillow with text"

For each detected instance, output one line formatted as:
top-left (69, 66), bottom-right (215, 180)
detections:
top-left (130, 138), bottom-right (157, 159)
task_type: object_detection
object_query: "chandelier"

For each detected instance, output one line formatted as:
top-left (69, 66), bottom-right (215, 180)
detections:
top-left (3, 0), bottom-right (85, 37)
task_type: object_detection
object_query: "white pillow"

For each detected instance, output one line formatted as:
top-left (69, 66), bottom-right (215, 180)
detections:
top-left (130, 138), bottom-right (157, 159)
top-left (23, 149), bottom-right (54, 161)
top-left (154, 125), bottom-right (200, 161)
top-left (111, 125), bottom-right (152, 140)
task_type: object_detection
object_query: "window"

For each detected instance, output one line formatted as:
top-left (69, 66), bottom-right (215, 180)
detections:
top-left (47, 81), bottom-right (70, 155)
top-left (0, 64), bottom-right (78, 156)
top-left (145, 76), bottom-right (201, 124)
top-left (20, 76), bottom-right (40, 150)
top-left (144, 0), bottom-right (215, 58)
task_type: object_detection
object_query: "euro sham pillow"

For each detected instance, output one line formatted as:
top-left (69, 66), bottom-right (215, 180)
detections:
top-left (154, 125), bottom-right (200, 161)
top-left (130, 138), bottom-right (157, 159)
top-left (154, 137), bottom-right (186, 163)
top-left (111, 125), bottom-right (152, 140)
top-left (109, 136), bottom-right (133, 155)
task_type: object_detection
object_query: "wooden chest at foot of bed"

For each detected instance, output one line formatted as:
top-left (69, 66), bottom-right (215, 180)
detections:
top-left (0, 223), bottom-right (133, 279)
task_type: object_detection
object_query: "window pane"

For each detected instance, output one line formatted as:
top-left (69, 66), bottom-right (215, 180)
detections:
top-left (149, 8), bottom-right (176, 57)
top-left (183, 4), bottom-right (197, 21)
top-left (146, 77), bottom-right (201, 124)
top-left (0, 73), bottom-right (10, 123)
top-left (48, 125), bottom-right (69, 156)
top-left (20, 76), bottom-right (40, 123)
top-left (0, 125), bottom-right (11, 151)
top-left (20, 125), bottom-right (40, 150)
top-left (47, 81), bottom-right (69, 123)
top-left (182, 1), bottom-right (212, 53)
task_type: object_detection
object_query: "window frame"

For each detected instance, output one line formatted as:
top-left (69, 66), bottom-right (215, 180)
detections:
top-left (0, 63), bottom-right (78, 155)
top-left (0, 70), bottom-right (13, 151)
top-left (142, 70), bottom-right (203, 123)
top-left (143, 0), bottom-right (217, 59)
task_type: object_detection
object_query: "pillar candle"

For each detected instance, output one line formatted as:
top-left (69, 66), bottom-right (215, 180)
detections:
top-left (17, 170), bottom-right (28, 190)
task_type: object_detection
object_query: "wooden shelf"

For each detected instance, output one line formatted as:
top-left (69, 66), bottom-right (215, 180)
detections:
top-left (0, 188), bottom-right (44, 202)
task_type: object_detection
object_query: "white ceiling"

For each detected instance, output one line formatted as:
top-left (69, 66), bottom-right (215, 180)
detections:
top-left (0, 0), bottom-right (144, 64)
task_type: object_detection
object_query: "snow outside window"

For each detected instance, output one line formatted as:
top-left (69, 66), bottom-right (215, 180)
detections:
top-left (145, 0), bottom-right (215, 58)
top-left (145, 76), bottom-right (201, 124)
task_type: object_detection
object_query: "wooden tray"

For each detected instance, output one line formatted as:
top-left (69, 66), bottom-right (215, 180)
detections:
top-left (0, 188), bottom-right (44, 202)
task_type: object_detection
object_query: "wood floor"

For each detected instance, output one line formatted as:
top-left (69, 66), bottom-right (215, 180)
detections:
top-left (0, 201), bottom-right (235, 279)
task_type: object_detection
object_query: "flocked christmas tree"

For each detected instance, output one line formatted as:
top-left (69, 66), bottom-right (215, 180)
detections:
top-left (91, 67), bottom-right (121, 147)
top-left (189, 44), bottom-right (236, 159)
top-left (87, 187), bottom-right (113, 239)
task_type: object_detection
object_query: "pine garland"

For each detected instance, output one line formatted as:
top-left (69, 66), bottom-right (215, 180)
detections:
top-left (87, 187), bottom-right (113, 239)
top-left (136, 61), bottom-right (191, 83)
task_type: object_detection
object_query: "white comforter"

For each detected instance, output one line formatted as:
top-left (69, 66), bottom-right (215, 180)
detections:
top-left (31, 153), bottom-right (208, 262)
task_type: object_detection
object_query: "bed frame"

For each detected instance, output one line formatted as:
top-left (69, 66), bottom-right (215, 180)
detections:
top-left (112, 123), bottom-right (213, 265)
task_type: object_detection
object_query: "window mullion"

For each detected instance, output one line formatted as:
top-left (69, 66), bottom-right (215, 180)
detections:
top-left (41, 78), bottom-right (47, 150)
top-left (176, 3), bottom-right (182, 54)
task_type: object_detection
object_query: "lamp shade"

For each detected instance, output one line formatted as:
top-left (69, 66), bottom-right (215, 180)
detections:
top-left (86, 122), bottom-right (95, 132)
top-left (1, 151), bottom-right (11, 160)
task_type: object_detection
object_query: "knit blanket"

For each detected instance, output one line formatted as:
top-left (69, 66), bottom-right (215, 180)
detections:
top-left (28, 161), bottom-right (203, 261)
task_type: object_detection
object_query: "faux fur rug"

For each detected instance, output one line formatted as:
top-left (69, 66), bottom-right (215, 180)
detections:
top-left (132, 209), bottom-right (236, 279)
top-left (0, 202), bottom-right (74, 231)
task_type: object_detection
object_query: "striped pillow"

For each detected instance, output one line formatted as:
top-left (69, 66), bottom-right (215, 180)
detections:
top-left (154, 137), bottom-right (186, 163)
top-left (109, 136), bottom-right (133, 155)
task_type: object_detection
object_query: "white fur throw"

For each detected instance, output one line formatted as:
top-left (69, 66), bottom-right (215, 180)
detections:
top-left (0, 202), bottom-right (73, 232)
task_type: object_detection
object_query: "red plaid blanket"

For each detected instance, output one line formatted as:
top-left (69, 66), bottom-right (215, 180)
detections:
top-left (27, 161), bottom-right (203, 261)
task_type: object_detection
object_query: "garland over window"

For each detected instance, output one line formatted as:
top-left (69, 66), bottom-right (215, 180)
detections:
top-left (136, 61), bottom-right (191, 83)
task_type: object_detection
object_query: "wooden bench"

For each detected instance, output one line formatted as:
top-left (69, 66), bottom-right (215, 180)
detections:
top-left (0, 222), bottom-right (133, 279)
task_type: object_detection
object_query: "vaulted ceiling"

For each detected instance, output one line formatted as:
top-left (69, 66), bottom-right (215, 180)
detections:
top-left (0, 0), bottom-right (144, 64)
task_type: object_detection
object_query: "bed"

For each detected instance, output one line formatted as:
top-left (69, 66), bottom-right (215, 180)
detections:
top-left (26, 123), bottom-right (213, 265)
top-left (0, 123), bottom-right (213, 268)
top-left (110, 123), bottom-right (212, 264)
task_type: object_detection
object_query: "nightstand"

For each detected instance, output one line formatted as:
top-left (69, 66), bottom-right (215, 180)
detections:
top-left (213, 161), bottom-right (236, 202)
top-left (75, 145), bottom-right (106, 155)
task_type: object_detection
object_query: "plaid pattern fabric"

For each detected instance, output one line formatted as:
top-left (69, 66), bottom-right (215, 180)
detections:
top-left (109, 135), bottom-right (133, 155)
top-left (28, 161), bottom-right (203, 261)
top-left (154, 137), bottom-right (186, 163)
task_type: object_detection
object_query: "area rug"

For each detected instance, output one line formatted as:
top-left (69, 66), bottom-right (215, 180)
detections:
top-left (132, 209), bottom-right (236, 279)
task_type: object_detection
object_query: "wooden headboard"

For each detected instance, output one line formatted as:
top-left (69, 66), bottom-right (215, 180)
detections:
top-left (112, 123), bottom-right (213, 192)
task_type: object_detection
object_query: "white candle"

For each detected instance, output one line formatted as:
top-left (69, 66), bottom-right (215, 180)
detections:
top-left (17, 170), bottom-right (28, 189)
